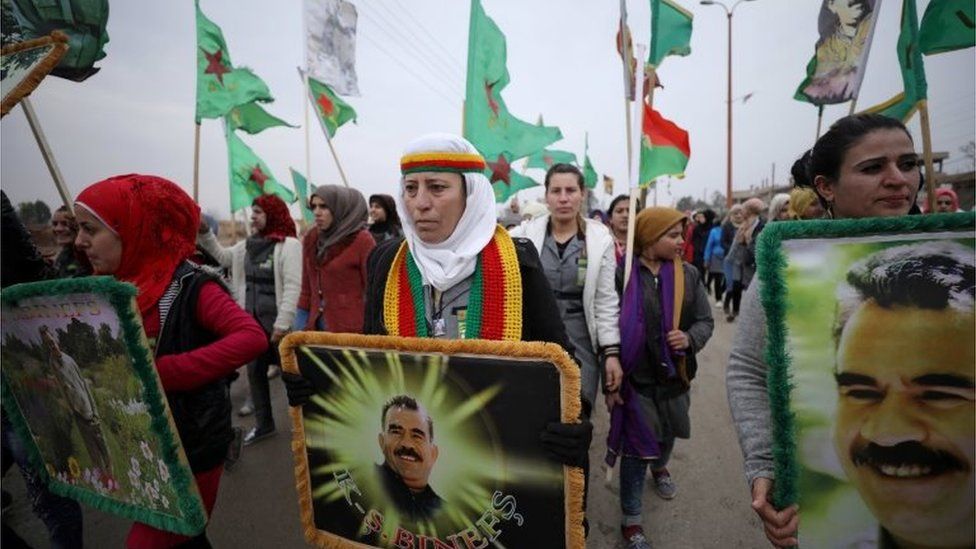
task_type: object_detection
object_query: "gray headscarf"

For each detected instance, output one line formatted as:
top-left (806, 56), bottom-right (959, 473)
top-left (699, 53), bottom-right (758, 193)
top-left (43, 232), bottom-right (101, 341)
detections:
top-left (311, 185), bottom-right (368, 261)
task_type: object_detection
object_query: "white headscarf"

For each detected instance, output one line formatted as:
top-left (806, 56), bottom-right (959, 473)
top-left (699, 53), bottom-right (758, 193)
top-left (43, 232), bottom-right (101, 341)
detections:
top-left (394, 133), bottom-right (498, 292)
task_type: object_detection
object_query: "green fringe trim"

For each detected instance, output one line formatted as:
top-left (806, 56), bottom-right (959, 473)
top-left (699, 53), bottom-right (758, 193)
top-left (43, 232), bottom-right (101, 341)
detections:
top-left (1, 276), bottom-right (208, 535)
top-left (756, 212), bottom-right (976, 509)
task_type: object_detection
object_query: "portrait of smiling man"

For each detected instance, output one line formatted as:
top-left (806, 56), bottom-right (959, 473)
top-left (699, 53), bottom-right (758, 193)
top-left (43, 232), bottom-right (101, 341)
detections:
top-left (377, 394), bottom-right (442, 522)
top-left (831, 240), bottom-right (974, 548)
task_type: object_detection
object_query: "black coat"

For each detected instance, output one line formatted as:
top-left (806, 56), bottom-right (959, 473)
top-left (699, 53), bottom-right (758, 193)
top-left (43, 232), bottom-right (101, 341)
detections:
top-left (363, 237), bottom-right (574, 355)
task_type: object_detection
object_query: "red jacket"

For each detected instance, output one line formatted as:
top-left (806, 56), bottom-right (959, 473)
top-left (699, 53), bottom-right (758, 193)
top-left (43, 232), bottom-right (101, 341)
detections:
top-left (299, 229), bottom-right (375, 333)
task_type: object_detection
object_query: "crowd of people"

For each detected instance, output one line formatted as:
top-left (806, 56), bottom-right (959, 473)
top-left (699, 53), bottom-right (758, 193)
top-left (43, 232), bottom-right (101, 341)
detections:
top-left (1, 113), bottom-right (972, 548)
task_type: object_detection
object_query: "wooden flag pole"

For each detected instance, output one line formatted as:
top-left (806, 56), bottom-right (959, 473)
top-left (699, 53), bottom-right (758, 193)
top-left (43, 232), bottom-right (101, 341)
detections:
top-left (21, 98), bottom-right (73, 213)
top-left (848, 97), bottom-right (858, 116)
top-left (192, 122), bottom-right (201, 202)
top-left (304, 73), bottom-right (312, 185)
top-left (323, 129), bottom-right (350, 188)
top-left (623, 45), bottom-right (648, 291)
top-left (815, 105), bottom-right (824, 141)
top-left (918, 99), bottom-right (937, 211)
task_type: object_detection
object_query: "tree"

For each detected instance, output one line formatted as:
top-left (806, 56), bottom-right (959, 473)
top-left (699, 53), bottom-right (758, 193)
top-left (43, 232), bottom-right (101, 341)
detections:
top-left (17, 200), bottom-right (52, 225)
top-left (675, 195), bottom-right (711, 213)
top-left (960, 141), bottom-right (975, 172)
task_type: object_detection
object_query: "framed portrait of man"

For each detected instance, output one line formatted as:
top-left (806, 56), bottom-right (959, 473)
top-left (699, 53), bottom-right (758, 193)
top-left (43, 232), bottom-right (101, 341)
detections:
top-left (280, 332), bottom-right (585, 549)
top-left (758, 213), bottom-right (975, 548)
top-left (0, 277), bottom-right (207, 535)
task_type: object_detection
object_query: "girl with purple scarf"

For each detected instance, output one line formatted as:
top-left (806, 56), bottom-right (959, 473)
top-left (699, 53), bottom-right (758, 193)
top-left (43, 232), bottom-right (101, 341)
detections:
top-left (607, 207), bottom-right (714, 549)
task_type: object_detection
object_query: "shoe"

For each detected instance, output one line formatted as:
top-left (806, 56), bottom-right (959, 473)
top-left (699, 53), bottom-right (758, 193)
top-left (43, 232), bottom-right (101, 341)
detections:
top-left (621, 525), bottom-right (652, 549)
top-left (238, 401), bottom-right (254, 417)
top-left (243, 427), bottom-right (276, 446)
top-left (267, 365), bottom-right (281, 380)
top-left (652, 468), bottom-right (677, 500)
top-left (225, 427), bottom-right (244, 470)
top-left (726, 313), bottom-right (735, 323)
top-left (714, 299), bottom-right (723, 308)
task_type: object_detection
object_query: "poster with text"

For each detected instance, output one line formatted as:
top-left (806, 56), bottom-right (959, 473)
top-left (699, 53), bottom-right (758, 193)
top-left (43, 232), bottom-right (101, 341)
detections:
top-left (759, 213), bottom-right (975, 548)
top-left (280, 332), bottom-right (584, 549)
top-left (0, 277), bottom-right (207, 535)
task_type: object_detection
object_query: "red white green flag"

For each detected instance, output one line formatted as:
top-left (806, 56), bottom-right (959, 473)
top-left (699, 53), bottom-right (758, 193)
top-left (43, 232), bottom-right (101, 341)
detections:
top-left (638, 102), bottom-right (690, 187)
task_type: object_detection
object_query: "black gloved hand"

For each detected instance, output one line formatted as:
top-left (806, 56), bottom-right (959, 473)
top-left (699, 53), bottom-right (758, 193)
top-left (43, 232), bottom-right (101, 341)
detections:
top-left (540, 419), bottom-right (593, 468)
top-left (282, 372), bottom-right (313, 407)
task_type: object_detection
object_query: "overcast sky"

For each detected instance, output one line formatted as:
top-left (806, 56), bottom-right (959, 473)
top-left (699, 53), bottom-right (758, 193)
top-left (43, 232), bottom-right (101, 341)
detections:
top-left (2, 0), bottom-right (973, 218)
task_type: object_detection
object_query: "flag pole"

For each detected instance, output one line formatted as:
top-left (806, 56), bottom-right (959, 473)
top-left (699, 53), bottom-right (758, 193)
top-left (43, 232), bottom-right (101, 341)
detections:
top-left (918, 99), bottom-right (937, 211)
top-left (304, 73), bottom-right (312, 185)
top-left (193, 122), bottom-right (201, 202)
top-left (848, 97), bottom-right (858, 116)
top-left (21, 98), bottom-right (73, 213)
top-left (815, 105), bottom-right (824, 141)
top-left (323, 129), bottom-right (350, 188)
top-left (623, 45), bottom-right (648, 291)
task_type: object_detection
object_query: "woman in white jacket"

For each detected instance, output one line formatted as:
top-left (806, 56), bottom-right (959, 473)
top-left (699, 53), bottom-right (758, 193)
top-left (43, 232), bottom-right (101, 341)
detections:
top-left (196, 195), bottom-right (302, 445)
top-left (510, 164), bottom-right (623, 414)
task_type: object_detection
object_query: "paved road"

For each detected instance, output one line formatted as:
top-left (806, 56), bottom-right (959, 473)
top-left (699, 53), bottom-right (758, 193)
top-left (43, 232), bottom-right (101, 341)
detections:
top-left (4, 316), bottom-right (769, 548)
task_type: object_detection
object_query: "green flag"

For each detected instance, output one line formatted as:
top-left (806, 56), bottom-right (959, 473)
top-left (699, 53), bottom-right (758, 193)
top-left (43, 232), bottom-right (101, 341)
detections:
top-left (582, 134), bottom-right (598, 189)
top-left (7, 0), bottom-right (110, 81)
top-left (226, 102), bottom-right (296, 135)
top-left (648, 0), bottom-right (693, 67)
top-left (225, 126), bottom-right (295, 212)
top-left (464, 0), bottom-right (561, 161)
top-left (918, 0), bottom-right (975, 55)
top-left (196, 1), bottom-right (273, 122)
top-left (492, 171), bottom-right (539, 203)
top-left (306, 75), bottom-right (357, 138)
top-left (289, 168), bottom-right (314, 223)
top-left (864, 0), bottom-right (927, 122)
top-left (525, 148), bottom-right (578, 170)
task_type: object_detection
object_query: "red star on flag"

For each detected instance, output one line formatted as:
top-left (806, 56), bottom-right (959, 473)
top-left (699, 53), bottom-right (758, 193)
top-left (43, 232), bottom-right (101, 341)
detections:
top-left (316, 93), bottom-right (335, 118)
top-left (484, 81), bottom-right (500, 117)
top-left (543, 154), bottom-right (554, 167)
top-left (249, 165), bottom-right (269, 189)
top-left (487, 154), bottom-right (511, 184)
top-left (201, 48), bottom-right (230, 85)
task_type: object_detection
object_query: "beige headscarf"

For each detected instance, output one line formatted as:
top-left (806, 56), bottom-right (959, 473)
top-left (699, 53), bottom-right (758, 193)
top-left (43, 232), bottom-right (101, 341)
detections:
top-left (310, 185), bottom-right (368, 260)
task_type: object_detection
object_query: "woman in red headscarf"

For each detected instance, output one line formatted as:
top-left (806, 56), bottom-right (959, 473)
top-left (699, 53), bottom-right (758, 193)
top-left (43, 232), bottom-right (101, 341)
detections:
top-left (197, 194), bottom-right (302, 445)
top-left (74, 174), bottom-right (267, 548)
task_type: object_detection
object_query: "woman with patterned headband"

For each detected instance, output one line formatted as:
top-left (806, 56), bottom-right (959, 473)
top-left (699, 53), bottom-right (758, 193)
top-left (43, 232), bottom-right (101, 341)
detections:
top-left (284, 133), bottom-right (594, 479)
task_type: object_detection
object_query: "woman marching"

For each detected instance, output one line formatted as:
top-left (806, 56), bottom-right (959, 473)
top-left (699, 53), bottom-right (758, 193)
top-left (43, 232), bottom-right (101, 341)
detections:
top-left (368, 193), bottom-right (404, 243)
top-left (74, 174), bottom-right (267, 547)
top-left (510, 163), bottom-right (623, 416)
top-left (196, 194), bottom-right (302, 445)
top-left (728, 114), bottom-right (927, 547)
top-left (608, 207), bottom-right (714, 549)
top-left (295, 185), bottom-right (375, 333)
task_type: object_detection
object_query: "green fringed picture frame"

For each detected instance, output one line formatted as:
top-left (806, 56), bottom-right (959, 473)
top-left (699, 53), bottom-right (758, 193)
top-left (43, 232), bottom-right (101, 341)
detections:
top-left (279, 332), bottom-right (586, 549)
top-left (0, 277), bottom-right (207, 535)
top-left (757, 212), bottom-right (975, 548)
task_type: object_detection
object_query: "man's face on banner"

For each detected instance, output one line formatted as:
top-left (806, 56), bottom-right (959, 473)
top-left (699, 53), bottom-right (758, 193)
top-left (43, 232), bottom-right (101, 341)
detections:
top-left (833, 301), bottom-right (975, 546)
top-left (379, 405), bottom-right (439, 492)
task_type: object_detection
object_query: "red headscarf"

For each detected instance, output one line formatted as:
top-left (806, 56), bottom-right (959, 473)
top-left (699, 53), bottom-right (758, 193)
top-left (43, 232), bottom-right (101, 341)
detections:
top-left (75, 174), bottom-right (200, 316)
top-left (253, 194), bottom-right (296, 241)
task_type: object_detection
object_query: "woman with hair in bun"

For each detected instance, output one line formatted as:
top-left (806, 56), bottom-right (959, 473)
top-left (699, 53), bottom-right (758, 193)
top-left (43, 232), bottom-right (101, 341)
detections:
top-left (74, 174), bottom-right (267, 547)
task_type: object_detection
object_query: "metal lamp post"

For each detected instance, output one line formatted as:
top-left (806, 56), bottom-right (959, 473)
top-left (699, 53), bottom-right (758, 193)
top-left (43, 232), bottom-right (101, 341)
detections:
top-left (700, 0), bottom-right (756, 208)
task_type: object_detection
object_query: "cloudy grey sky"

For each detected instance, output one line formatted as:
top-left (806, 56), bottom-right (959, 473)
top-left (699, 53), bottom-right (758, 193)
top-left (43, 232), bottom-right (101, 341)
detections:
top-left (2, 0), bottom-right (973, 218)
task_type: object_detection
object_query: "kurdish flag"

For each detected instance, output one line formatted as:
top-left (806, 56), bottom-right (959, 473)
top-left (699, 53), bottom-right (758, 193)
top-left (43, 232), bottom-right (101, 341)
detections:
top-left (196, 1), bottom-right (273, 122)
top-left (306, 73), bottom-right (357, 138)
top-left (226, 126), bottom-right (295, 212)
top-left (648, 0), bottom-right (693, 67)
top-left (638, 102), bottom-right (690, 186)
top-left (525, 148), bottom-right (578, 170)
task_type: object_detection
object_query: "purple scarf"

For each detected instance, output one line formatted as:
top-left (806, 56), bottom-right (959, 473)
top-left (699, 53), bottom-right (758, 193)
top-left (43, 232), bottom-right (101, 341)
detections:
top-left (606, 257), bottom-right (667, 466)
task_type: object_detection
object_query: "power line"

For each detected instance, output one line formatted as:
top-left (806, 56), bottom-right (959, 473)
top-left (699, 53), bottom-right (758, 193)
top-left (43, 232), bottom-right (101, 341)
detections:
top-left (357, 5), bottom-right (465, 98)
top-left (372, 1), bottom-right (465, 83)
top-left (389, 0), bottom-right (467, 75)
top-left (357, 31), bottom-right (461, 107)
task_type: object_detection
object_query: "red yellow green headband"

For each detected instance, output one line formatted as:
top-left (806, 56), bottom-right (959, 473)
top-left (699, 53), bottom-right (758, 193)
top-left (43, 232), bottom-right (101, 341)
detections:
top-left (400, 152), bottom-right (486, 176)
